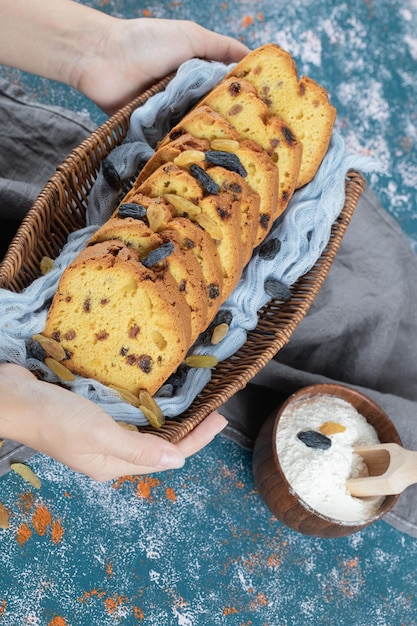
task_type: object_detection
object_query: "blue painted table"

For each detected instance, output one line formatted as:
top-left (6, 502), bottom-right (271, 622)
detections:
top-left (1, 1), bottom-right (417, 624)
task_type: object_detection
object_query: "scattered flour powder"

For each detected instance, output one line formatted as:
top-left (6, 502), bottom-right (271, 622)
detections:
top-left (276, 394), bottom-right (386, 523)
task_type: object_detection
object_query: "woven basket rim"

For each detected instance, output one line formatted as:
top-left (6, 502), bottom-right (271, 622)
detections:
top-left (0, 74), bottom-right (365, 443)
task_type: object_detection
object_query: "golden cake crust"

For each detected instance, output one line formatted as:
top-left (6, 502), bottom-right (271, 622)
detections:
top-left (138, 132), bottom-right (277, 247)
top-left (42, 240), bottom-right (193, 395)
top-left (161, 217), bottom-right (224, 322)
top-left (198, 77), bottom-right (302, 214)
top-left (227, 43), bottom-right (336, 187)
top-left (88, 217), bottom-right (162, 256)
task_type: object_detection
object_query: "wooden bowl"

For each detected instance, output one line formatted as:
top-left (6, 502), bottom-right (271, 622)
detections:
top-left (252, 383), bottom-right (402, 537)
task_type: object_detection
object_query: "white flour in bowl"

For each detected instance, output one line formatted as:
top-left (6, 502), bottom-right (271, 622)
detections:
top-left (276, 394), bottom-right (386, 523)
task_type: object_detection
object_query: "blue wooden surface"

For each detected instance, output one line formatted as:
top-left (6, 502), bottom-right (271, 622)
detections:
top-left (1, 1), bottom-right (417, 624)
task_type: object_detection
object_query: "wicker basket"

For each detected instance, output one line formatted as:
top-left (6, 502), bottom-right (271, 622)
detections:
top-left (0, 74), bottom-right (366, 443)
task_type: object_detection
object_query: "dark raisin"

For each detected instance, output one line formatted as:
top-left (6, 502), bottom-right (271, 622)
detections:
top-left (27, 340), bottom-right (47, 361)
top-left (95, 331), bottom-right (109, 341)
top-left (52, 331), bottom-right (61, 342)
top-left (260, 214), bottom-right (270, 230)
top-left (184, 238), bottom-right (195, 249)
top-left (213, 309), bottom-right (233, 326)
top-left (282, 126), bottom-right (296, 145)
top-left (264, 278), bottom-right (291, 302)
top-left (208, 283), bottom-right (220, 299)
top-left (118, 202), bottom-right (147, 219)
top-left (297, 430), bottom-right (332, 450)
top-left (102, 159), bottom-right (122, 191)
top-left (165, 363), bottom-right (190, 391)
top-left (259, 238), bottom-right (281, 260)
top-left (205, 151), bottom-right (247, 177)
top-left (169, 129), bottom-right (185, 141)
top-left (126, 355), bottom-right (137, 365)
top-left (157, 384), bottom-right (174, 398)
top-left (138, 355), bottom-right (153, 373)
top-left (129, 325), bottom-right (140, 339)
top-left (229, 82), bottom-right (241, 96)
top-left (227, 182), bottom-right (243, 194)
top-left (83, 298), bottom-right (91, 312)
top-left (141, 242), bottom-right (174, 268)
top-left (189, 164), bottom-right (220, 195)
top-left (179, 279), bottom-right (187, 292)
top-left (120, 346), bottom-right (129, 357)
top-left (216, 207), bottom-right (228, 220)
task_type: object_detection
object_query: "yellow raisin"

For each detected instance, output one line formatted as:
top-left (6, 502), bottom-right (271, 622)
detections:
top-left (147, 202), bottom-right (167, 232)
top-left (45, 357), bottom-right (75, 381)
top-left (138, 390), bottom-right (164, 423)
top-left (173, 149), bottom-right (205, 167)
top-left (184, 355), bottom-right (218, 368)
top-left (11, 463), bottom-right (41, 489)
top-left (109, 385), bottom-right (141, 408)
top-left (164, 194), bottom-right (201, 218)
top-left (194, 214), bottom-right (223, 241)
top-left (40, 256), bottom-right (55, 275)
top-left (138, 398), bottom-right (165, 428)
top-left (210, 139), bottom-right (240, 152)
top-left (152, 330), bottom-right (167, 350)
top-left (32, 334), bottom-right (67, 361)
top-left (211, 322), bottom-right (229, 345)
top-left (118, 421), bottom-right (139, 432)
top-left (319, 421), bottom-right (347, 435)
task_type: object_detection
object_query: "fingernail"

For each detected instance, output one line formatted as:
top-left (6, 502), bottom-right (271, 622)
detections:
top-left (158, 449), bottom-right (185, 469)
top-left (215, 415), bottom-right (228, 433)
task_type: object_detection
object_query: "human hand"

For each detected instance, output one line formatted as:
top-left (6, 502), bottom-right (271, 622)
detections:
top-left (0, 363), bottom-right (227, 482)
top-left (0, 2), bottom-right (249, 115)
top-left (74, 17), bottom-right (250, 114)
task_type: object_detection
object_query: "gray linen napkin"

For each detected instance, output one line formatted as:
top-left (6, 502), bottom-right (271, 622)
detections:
top-left (0, 77), bottom-right (96, 250)
top-left (1, 79), bottom-right (417, 537)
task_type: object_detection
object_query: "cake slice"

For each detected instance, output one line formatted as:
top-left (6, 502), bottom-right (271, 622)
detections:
top-left (198, 77), bottom-right (302, 214)
top-left (161, 217), bottom-right (224, 321)
top-left (41, 240), bottom-right (193, 395)
top-left (158, 230), bottom-right (210, 340)
top-left (159, 105), bottom-right (241, 148)
top-left (140, 126), bottom-right (278, 246)
top-left (114, 192), bottom-right (176, 233)
top-left (194, 189), bottom-right (244, 299)
top-left (136, 162), bottom-right (244, 300)
top-left (138, 161), bottom-right (204, 203)
top-left (226, 43), bottom-right (336, 187)
top-left (87, 216), bottom-right (209, 343)
top-left (136, 132), bottom-right (210, 187)
top-left (88, 216), bottom-right (163, 256)
top-left (235, 140), bottom-right (278, 245)
top-left (203, 164), bottom-right (260, 265)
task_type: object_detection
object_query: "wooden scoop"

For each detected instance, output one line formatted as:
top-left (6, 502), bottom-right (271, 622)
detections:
top-left (347, 443), bottom-right (417, 497)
